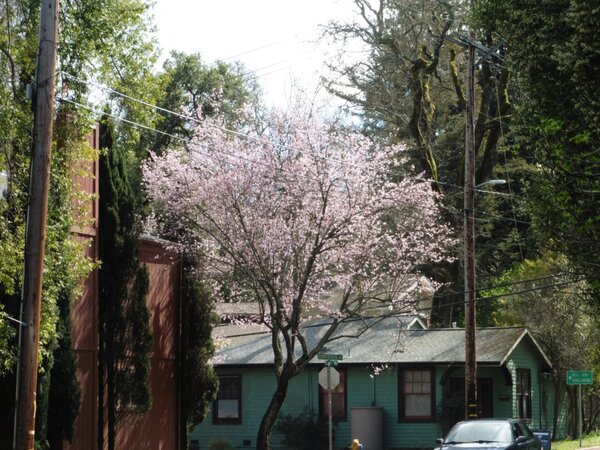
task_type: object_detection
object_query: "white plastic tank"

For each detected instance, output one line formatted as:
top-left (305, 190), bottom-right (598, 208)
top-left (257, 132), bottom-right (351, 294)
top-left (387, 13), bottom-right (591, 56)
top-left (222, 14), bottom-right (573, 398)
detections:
top-left (350, 407), bottom-right (383, 450)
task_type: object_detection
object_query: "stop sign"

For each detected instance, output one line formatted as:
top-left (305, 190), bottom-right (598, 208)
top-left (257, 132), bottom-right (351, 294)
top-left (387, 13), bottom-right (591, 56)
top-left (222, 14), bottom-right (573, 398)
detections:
top-left (319, 366), bottom-right (340, 390)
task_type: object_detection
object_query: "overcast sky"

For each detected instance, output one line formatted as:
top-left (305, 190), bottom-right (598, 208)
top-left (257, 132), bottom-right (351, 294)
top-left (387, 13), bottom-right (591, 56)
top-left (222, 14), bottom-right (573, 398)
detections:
top-left (151, 0), bottom-right (360, 107)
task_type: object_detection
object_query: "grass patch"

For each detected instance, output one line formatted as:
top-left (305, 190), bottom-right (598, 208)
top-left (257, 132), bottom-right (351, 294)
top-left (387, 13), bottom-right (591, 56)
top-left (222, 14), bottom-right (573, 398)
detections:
top-left (553, 431), bottom-right (600, 450)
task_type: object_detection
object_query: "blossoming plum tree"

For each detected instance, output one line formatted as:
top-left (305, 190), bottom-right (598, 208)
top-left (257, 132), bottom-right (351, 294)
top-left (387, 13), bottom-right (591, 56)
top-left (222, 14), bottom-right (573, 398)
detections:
top-left (143, 111), bottom-right (455, 450)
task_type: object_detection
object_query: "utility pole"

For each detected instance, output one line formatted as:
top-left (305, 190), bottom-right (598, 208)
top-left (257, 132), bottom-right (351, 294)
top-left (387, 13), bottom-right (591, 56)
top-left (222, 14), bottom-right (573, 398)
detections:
top-left (464, 37), bottom-right (478, 421)
top-left (13, 0), bottom-right (59, 448)
top-left (446, 25), bottom-right (505, 423)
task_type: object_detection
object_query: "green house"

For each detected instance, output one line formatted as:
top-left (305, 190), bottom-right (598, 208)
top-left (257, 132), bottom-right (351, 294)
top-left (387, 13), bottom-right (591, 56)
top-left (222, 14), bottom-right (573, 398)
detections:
top-left (190, 317), bottom-right (555, 450)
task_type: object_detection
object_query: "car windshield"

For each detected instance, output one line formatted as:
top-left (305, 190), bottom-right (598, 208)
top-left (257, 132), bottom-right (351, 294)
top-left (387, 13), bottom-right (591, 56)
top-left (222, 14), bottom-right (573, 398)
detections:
top-left (444, 421), bottom-right (512, 444)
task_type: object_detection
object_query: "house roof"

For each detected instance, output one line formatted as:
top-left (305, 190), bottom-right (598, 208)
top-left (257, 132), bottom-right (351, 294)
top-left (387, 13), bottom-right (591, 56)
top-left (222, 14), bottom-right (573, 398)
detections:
top-left (214, 316), bottom-right (552, 368)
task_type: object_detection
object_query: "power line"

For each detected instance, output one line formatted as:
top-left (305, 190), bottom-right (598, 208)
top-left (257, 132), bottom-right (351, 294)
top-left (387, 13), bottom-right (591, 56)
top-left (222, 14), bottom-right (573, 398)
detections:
top-left (59, 95), bottom-right (541, 239)
top-left (215, 276), bottom-right (589, 339)
top-left (58, 95), bottom-right (593, 313)
top-left (217, 39), bottom-right (290, 62)
top-left (57, 75), bottom-right (600, 246)
top-left (58, 97), bottom-right (188, 143)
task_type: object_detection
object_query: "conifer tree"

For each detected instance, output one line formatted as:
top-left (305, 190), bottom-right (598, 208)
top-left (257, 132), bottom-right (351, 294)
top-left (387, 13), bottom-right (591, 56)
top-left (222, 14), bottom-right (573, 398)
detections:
top-left (98, 116), bottom-right (152, 450)
top-left (180, 257), bottom-right (219, 441)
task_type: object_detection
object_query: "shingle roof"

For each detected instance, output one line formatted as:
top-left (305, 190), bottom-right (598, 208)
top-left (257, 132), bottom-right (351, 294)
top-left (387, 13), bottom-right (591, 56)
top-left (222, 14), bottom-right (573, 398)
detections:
top-left (214, 316), bottom-right (551, 368)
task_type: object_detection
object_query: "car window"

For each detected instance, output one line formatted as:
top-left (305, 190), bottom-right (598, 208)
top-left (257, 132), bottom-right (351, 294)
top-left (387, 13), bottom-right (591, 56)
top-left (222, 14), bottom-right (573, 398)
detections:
top-left (445, 421), bottom-right (512, 443)
top-left (516, 422), bottom-right (534, 439)
top-left (513, 423), bottom-right (523, 438)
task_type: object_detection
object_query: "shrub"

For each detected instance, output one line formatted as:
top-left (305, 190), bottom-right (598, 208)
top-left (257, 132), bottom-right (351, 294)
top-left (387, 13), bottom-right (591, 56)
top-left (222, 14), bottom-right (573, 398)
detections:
top-left (275, 412), bottom-right (331, 450)
top-left (207, 438), bottom-right (233, 450)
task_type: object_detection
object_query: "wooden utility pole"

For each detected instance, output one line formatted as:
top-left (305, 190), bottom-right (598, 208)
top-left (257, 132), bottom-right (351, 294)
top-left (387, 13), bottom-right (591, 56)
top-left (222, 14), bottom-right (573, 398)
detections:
top-left (446, 22), bottom-right (505, 423)
top-left (13, 0), bottom-right (59, 448)
top-left (463, 37), bottom-right (478, 421)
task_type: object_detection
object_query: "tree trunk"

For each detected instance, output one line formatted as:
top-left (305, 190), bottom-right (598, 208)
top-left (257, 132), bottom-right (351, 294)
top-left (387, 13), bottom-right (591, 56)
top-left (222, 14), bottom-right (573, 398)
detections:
top-left (551, 378), bottom-right (561, 440)
top-left (566, 387), bottom-right (576, 439)
top-left (256, 374), bottom-right (290, 450)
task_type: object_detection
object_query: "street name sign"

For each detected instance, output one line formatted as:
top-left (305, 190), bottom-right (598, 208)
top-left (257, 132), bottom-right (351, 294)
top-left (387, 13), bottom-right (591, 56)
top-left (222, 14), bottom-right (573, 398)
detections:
top-left (318, 353), bottom-right (343, 361)
top-left (567, 370), bottom-right (594, 385)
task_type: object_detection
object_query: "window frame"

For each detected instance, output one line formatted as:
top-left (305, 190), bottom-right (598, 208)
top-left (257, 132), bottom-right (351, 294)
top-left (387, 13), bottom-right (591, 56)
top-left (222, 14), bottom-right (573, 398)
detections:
top-left (319, 367), bottom-right (347, 421)
top-left (213, 374), bottom-right (242, 425)
top-left (115, 367), bottom-right (140, 412)
top-left (398, 366), bottom-right (436, 422)
top-left (516, 368), bottom-right (532, 420)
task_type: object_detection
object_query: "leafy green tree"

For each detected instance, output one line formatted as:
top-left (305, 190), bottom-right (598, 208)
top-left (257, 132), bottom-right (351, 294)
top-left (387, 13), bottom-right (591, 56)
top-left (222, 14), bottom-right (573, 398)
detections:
top-left (322, 0), bottom-right (529, 326)
top-left (146, 51), bottom-right (262, 154)
top-left (489, 253), bottom-right (600, 437)
top-left (1, 0), bottom-right (160, 446)
top-left (475, 0), bottom-right (600, 309)
top-left (98, 116), bottom-right (152, 450)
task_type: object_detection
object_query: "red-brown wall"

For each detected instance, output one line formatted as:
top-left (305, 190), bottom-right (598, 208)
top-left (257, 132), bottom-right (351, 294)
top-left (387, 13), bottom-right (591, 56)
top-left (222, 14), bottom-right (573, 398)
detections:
top-left (66, 128), bottom-right (181, 450)
top-left (113, 239), bottom-right (181, 450)
top-left (66, 126), bottom-right (100, 450)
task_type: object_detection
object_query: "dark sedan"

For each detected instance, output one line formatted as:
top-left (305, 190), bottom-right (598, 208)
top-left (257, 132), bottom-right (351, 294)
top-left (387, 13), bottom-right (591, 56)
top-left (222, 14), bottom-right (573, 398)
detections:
top-left (435, 419), bottom-right (543, 450)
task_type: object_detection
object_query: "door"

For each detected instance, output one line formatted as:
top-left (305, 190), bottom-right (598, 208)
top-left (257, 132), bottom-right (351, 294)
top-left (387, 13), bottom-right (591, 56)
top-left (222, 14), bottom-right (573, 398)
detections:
top-left (478, 378), bottom-right (493, 418)
top-left (447, 377), bottom-right (493, 420)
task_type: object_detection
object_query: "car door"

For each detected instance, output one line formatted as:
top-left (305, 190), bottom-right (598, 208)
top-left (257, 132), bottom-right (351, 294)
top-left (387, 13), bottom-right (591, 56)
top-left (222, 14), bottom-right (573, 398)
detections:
top-left (515, 422), bottom-right (542, 450)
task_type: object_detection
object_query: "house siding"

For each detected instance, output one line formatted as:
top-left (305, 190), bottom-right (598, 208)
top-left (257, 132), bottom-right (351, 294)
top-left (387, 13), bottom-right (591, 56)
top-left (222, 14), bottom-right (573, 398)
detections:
top-left (191, 365), bottom-right (443, 450)
top-left (192, 330), bottom-right (554, 450)
top-left (544, 380), bottom-right (569, 440)
top-left (196, 367), bottom-right (319, 449)
top-left (506, 339), bottom-right (543, 429)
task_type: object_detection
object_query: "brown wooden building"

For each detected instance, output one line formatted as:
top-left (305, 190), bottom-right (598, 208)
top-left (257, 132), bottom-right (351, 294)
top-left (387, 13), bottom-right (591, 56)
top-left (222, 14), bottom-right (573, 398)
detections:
top-left (66, 127), bottom-right (182, 450)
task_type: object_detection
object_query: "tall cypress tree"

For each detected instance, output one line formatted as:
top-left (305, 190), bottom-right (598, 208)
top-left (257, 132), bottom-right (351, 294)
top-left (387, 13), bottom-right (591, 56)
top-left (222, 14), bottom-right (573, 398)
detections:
top-left (98, 116), bottom-right (152, 450)
top-left (180, 256), bottom-right (219, 442)
top-left (45, 288), bottom-right (81, 449)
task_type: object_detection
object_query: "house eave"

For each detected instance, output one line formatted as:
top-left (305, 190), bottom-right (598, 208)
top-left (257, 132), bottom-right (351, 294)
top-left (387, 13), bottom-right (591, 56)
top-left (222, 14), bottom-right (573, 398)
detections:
top-left (500, 329), bottom-right (553, 370)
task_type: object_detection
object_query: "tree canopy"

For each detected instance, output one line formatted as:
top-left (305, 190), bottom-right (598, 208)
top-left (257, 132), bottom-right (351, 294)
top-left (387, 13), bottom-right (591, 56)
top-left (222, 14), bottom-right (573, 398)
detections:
top-left (321, 0), bottom-right (530, 327)
top-left (143, 109), bottom-right (456, 449)
top-left (475, 0), bottom-right (600, 306)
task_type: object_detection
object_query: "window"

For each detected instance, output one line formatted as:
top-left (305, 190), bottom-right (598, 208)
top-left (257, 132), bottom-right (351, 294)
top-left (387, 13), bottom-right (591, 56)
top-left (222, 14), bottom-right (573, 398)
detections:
top-left (513, 421), bottom-right (534, 439)
top-left (319, 369), bottom-right (346, 420)
top-left (115, 366), bottom-right (146, 412)
top-left (399, 368), bottom-right (434, 420)
top-left (213, 375), bottom-right (242, 424)
top-left (516, 369), bottom-right (532, 420)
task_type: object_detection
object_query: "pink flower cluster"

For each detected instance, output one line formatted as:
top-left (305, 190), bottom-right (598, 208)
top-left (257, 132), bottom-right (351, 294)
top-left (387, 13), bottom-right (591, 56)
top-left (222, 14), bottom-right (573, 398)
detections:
top-left (143, 111), bottom-right (456, 328)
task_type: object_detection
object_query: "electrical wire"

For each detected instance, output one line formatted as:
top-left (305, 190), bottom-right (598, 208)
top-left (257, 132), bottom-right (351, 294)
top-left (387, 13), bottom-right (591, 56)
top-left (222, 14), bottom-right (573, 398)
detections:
top-left (59, 92), bottom-right (541, 242)
top-left (57, 73), bottom-right (600, 251)
top-left (493, 70), bottom-right (525, 261)
top-left (57, 98), bottom-right (593, 328)
top-left (217, 39), bottom-right (290, 62)
top-left (58, 97), bottom-right (188, 143)
top-left (217, 276), bottom-right (589, 339)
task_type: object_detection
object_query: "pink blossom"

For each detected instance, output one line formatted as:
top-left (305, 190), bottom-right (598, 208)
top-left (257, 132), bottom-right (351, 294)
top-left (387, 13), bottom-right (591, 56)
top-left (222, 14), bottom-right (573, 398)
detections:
top-left (143, 110), bottom-right (456, 354)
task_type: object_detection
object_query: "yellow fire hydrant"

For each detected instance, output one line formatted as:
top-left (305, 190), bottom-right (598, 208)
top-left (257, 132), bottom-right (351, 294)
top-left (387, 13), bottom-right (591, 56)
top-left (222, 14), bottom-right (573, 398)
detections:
top-left (350, 438), bottom-right (364, 450)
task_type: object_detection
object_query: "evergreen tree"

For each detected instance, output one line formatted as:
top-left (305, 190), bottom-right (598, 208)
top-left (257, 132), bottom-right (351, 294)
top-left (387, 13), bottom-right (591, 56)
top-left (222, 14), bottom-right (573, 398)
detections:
top-left (46, 288), bottom-right (82, 449)
top-left (475, 0), bottom-right (600, 308)
top-left (180, 258), bottom-right (219, 437)
top-left (0, 0), bottom-right (159, 446)
top-left (98, 116), bottom-right (152, 450)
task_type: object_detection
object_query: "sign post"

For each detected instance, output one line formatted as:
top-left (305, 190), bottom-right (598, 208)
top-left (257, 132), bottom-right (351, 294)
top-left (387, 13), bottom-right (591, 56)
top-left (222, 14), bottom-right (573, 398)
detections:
top-left (318, 354), bottom-right (342, 450)
top-left (566, 370), bottom-right (594, 447)
top-left (328, 367), bottom-right (332, 450)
